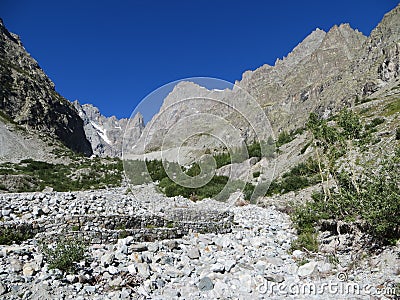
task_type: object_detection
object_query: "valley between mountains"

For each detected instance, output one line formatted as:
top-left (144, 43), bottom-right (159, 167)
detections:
top-left (0, 4), bottom-right (399, 300)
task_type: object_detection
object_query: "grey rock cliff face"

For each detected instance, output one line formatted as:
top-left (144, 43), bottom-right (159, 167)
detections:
top-left (0, 19), bottom-right (92, 156)
top-left (73, 101), bottom-right (144, 157)
top-left (132, 4), bottom-right (399, 156)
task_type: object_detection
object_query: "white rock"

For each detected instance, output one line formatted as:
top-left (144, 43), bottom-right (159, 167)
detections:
top-left (223, 259), bottom-right (236, 272)
top-left (297, 261), bottom-right (318, 277)
top-left (137, 263), bottom-right (150, 279)
top-left (210, 263), bottom-right (225, 273)
top-left (108, 265), bottom-right (119, 275)
top-left (292, 250), bottom-right (304, 259)
top-left (101, 252), bottom-right (114, 266)
top-left (127, 264), bottom-right (137, 275)
top-left (22, 263), bottom-right (35, 276)
top-left (317, 261), bottom-right (332, 273)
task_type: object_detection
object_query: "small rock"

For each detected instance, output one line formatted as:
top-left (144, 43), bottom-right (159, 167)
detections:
top-left (136, 263), bottom-right (150, 279)
top-left (83, 285), bottom-right (96, 293)
top-left (117, 244), bottom-right (128, 255)
top-left (298, 261), bottom-right (318, 277)
top-left (238, 273), bottom-right (252, 293)
top-left (265, 274), bottom-right (285, 283)
top-left (127, 264), bottom-right (136, 275)
top-left (147, 243), bottom-right (158, 252)
top-left (100, 252), bottom-right (114, 267)
top-left (109, 276), bottom-right (123, 287)
top-left (2, 209), bottom-right (11, 216)
top-left (22, 263), bottom-right (35, 276)
top-left (198, 277), bottom-right (214, 291)
top-left (182, 265), bottom-right (194, 276)
top-left (0, 282), bottom-right (7, 295)
top-left (107, 265), bottom-right (119, 275)
top-left (9, 258), bottom-right (22, 272)
top-left (254, 260), bottom-right (267, 275)
top-left (32, 206), bottom-right (44, 216)
top-left (115, 252), bottom-right (127, 261)
top-left (164, 240), bottom-right (179, 250)
top-left (131, 244), bottom-right (148, 252)
top-left (187, 248), bottom-right (200, 259)
top-left (66, 274), bottom-right (77, 283)
top-left (292, 250), bottom-right (304, 259)
top-left (137, 286), bottom-right (149, 297)
top-left (317, 262), bottom-right (332, 273)
top-left (223, 259), bottom-right (236, 272)
top-left (210, 263), bottom-right (225, 273)
top-left (33, 254), bottom-right (44, 271)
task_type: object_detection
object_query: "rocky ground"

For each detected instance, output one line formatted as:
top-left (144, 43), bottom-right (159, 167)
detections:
top-left (0, 184), bottom-right (399, 299)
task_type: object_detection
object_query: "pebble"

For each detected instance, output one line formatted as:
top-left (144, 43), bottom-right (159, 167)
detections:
top-left (187, 247), bottom-right (200, 259)
top-left (198, 277), bottom-right (214, 291)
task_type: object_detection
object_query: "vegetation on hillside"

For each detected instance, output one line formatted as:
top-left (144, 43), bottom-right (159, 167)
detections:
top-left (125, 158), bottom-right (255, 201)
top-left (0, 157), bottom-right (123, 192)
top-left (291, 109), bottom-right (400, 251)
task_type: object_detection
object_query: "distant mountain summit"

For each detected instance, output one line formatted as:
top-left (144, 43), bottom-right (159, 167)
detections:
top-left (73, 101), bottom-right (144, 157)
top-left (0, 18), bottom-right (92, 156)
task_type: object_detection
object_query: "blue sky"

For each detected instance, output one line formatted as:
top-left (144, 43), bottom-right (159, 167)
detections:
top-left (1, 0), bottom-right (398, 121)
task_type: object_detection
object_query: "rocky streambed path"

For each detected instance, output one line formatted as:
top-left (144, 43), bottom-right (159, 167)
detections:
top-left (0, 185), bottom-right (399, 299)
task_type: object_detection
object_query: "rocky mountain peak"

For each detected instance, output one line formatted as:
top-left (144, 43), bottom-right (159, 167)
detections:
top-left (319, 23), bottom-right (366, 59)
top-left (368, 3), bottom-right (400, 47)
top-left (275, 28), bottom-right (326, 69)
top-left (73, 100), bottom-right (144, 157)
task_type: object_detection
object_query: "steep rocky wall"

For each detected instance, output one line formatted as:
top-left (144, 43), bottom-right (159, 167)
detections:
top-left (0, 19), bottom-right (92, 156)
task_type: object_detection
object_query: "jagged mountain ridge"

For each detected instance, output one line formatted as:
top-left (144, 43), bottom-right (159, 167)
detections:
top-left (0, 18), bottom-right (93, 157)
top-left (131, 4), bottom-right (399, 158)
top-left (73, 101), bottom-right (144, 157)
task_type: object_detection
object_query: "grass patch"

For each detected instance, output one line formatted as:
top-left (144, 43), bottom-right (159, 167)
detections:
top-left (0, 157), bottom-right (123, 192)
top-left (384, 98), bottom-right (400, 116)
top-left (212, 138), bottom-right (276, 169)
top-left (290, 231), bottom-right (319, 253)
top-left (266, 158), bottom-right (321, 196)
top-left (0, 227), bottom-right (34, 245)
top-left (365, 117), bottom-right (385, 131)
top-left (276, 128), bottom-right (305, 148)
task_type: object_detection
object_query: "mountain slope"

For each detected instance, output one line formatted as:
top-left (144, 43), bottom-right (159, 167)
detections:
top-left (0, 19), bottom-right (92, 157)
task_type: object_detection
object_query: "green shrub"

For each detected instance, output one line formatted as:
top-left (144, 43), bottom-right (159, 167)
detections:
top-left (290, 231), bottom-right (319, 253)
top-left (365, 117), bottom-right (385, 131)
top-left (42, 238), bottom-right (86, 273)
top-left (396, 128), bottom-right (400, 140)
top-left (276, 131), bottom-right (293, 147)
top-left (292, 115), bottom-right (400, 244)
top-left (337, 108), bottom-right (363, 139)
top-left (253, 171), bottom-right (260, 178)
top-left (213, 152), bottom-right (232, 168)
top-left (0, 227), bottom-right (33, 245)
top-left (265, 158), bottom-right (321, 196)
